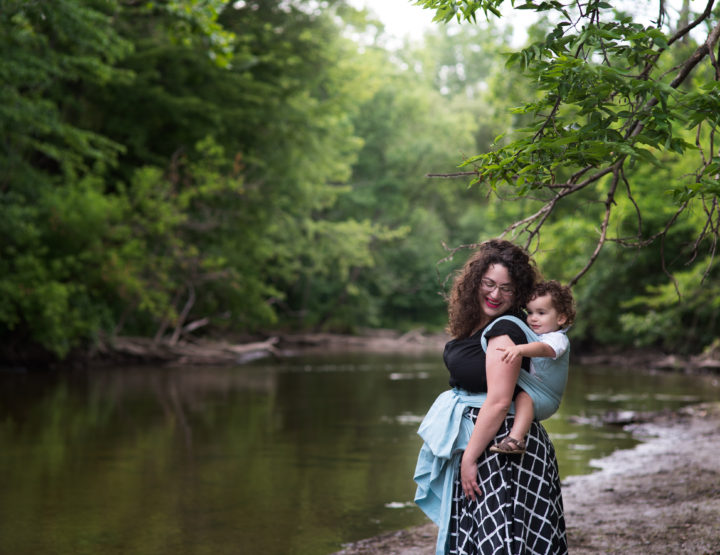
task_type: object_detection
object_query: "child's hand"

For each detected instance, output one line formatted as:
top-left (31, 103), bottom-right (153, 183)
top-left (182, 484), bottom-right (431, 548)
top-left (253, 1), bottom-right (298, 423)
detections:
top-left (497, 345), bottom-right (522, 363)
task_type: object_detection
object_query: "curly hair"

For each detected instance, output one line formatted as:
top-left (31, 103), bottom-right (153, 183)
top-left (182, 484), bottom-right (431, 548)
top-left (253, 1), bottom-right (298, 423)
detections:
top-left (447, 239), bottom-right (539, 338)
top-left (532, 280), bottom-right (576, 327)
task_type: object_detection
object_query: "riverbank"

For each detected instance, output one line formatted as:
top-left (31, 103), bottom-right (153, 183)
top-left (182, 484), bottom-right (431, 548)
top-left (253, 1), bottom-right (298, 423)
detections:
top-left (333, 401), bottom-right (720, 555)
top-left (88, 330), bottom-right (450, 366)
top-left (90, 331), bottom-right (720, 376)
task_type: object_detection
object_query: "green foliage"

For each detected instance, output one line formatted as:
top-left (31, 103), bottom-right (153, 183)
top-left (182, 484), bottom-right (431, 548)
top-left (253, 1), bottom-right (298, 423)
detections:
top-left (413, 0), bottom-right (720, 353)
top-left (0, 0), bottom-right (133, 357)
top-left (0, 0), bottom-right (398, 358)
top-left (323, 24), bottom-right (512, 331)
top-left (419, 0), bottom-right (720, 240)
top-left (620, 259), bottom-right (720, 353)
top-left (3, 0), bottom-right (720, 360)
top-left (414, 0), bottom-right (506, 22)
top-left (0, 0), bottom-right (131, 182)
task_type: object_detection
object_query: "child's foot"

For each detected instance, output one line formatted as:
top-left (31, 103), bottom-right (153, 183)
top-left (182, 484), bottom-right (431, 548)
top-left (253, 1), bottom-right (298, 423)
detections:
top-left (489, 435), bottom-right (526, 455)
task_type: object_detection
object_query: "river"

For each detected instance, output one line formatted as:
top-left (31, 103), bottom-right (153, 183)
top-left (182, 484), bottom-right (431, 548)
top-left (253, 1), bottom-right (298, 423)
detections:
top-left (0, 354), bottom-right (718, 554)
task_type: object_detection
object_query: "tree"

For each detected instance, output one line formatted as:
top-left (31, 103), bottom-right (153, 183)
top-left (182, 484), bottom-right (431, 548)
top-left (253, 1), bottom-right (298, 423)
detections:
top-left (2, 0), bottom-right (416, 359)
top-left (322, 23), bottom-right (523, 331)
top-left (416, 0), bottom-right (720, 289)
top-left (0, 0), bottom-right (133, 358)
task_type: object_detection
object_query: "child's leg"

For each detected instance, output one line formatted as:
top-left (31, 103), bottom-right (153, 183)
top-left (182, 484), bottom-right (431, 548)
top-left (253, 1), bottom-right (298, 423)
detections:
top-left (490, 391), bottom-right (534, 454)
top-left (508, 391), bottom-right (534, 441)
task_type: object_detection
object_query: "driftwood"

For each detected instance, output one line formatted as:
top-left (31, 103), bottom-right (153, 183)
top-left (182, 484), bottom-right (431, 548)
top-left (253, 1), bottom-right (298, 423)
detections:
top-left (567, 408), bottom-right (671, 428)
top-left (98, 334), bottom-right (720, 372)
top-left (278, 330), bottom-right (448, 353)
top-left (576, 349), bottom-right (720, 374)
top-left (95, 330), bottom-right (449, 366)
top-left (98, 336), bottom-right (280, 365)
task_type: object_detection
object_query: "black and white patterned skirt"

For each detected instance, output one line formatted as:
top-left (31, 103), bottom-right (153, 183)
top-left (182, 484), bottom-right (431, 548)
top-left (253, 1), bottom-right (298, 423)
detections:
top-left (448, 409), bottom-right (567, 555)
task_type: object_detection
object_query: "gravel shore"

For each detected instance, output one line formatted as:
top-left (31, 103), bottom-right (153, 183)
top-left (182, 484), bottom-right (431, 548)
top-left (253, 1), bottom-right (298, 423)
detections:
top-left (334, 402), bottom-right (720, 555)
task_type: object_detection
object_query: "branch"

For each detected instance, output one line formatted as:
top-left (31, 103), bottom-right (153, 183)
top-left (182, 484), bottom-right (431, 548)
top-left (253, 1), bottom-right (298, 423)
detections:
top-left (426, 171), bottom-right (479, 178)
top-left (667, 0), bottom-right (715, 47)
top-left (710, 31), bottom-right (720, 80)
top-left (656, 0), bottom-right (666, 28)
top-left (620, 166), bottom-right (643, 240)
top-left (437, 240), bottom-right (484, 289)
top-left (169, 282), bottom-right (196, 346)
top-left (630, 17), bottom-right (720, 140)
top-left (687, 197), bottom-right (719, 284)
top-left (182, 317), bottom-right (210, 336)
top-left (500, 199), bottom-right (555, 238)
top-left (154, 287), bottom-right (184, 344)
top-left (568, 163), bottom-right (622, 286)
top-left (638, 0), bottom-right (714, 80)
top-left (432, 2), bottom-right (720, 289)
top-left (437, 240), bottom-right (483, 268)
top-left (697, 122), bottom-right (708, 167)
top-left (612, 200), bottom-right (690, 249)
top-left (669, 18), bottom-right (720, 88)
top-left (521, 197), bottom-right (557, 253)
top-left (533, 95), bottom-right (563, 142)
top-left (660, 223), bottom-right (681, 298)
top-left (698, 198), bottom-right (719, 282)
top-left (557, 164), bottom-right (616, 195)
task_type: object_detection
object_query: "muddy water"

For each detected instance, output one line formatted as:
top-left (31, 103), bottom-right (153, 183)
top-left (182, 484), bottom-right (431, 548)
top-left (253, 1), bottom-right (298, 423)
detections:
top-left (0, 355), bottom-right (717, 554)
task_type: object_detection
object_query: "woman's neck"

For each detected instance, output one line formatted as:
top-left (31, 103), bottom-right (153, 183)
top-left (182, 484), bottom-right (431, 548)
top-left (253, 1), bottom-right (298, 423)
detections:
top-left (470, 317), bottom-right (491, 337)
top-left (470, 309), bottom-right (518, 336)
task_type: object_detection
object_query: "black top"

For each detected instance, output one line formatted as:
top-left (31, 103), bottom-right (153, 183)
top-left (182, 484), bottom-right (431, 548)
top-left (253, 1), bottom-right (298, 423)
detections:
top-left (444, 318), bottom-right (530, 393)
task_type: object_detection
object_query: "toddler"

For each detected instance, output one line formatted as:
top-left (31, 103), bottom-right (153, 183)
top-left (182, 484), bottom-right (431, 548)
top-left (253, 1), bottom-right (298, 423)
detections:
top-left (489, 280), bottom-right (576, 455)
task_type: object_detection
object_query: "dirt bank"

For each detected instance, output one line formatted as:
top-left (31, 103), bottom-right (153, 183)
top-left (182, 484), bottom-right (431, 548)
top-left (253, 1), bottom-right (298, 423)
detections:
top-left (94, 331), bottom-right (720, 375)
top-left (91, 330), bottom-right (450, 366)
top-left (333, 402), bottom-right (720, 555)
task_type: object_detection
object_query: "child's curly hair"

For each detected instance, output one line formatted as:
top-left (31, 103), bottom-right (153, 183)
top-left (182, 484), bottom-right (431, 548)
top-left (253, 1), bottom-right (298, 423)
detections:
top-left (533, 280), bottom-right (576, 326)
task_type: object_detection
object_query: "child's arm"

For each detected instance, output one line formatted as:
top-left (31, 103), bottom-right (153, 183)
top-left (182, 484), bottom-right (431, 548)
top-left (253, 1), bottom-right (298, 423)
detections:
top-left (497, 341), bottom-right (556, 364)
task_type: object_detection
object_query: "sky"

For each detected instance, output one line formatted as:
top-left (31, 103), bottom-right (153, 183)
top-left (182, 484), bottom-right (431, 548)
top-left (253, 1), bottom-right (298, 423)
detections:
top-left (347, 0), bottom-right (539, 46)
top-left (346, 1), bottom-right (687, 45)
top-left (347, 0), bottom-right (436, 41)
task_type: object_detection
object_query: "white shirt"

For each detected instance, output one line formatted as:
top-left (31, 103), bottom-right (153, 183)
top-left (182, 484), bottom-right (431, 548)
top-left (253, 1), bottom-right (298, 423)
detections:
top-left (530, 329), bottom-right (569, 375)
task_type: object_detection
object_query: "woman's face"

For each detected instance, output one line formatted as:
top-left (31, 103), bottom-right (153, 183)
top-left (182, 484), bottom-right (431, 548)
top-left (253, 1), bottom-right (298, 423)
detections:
top-left (478, 263), bottom-right (515, 321)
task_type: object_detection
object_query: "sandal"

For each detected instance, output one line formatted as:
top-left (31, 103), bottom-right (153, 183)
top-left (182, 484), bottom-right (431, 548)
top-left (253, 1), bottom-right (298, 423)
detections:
top-left (489, 435), bottom-right (526, 455)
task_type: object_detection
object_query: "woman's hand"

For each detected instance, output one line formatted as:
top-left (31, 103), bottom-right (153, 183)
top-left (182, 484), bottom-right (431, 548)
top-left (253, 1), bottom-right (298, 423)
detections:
top-left (460, 452), bottom-right (483, 501)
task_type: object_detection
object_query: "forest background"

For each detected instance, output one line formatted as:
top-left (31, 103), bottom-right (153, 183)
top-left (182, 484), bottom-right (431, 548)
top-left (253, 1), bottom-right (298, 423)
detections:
top-left (2, 0), bottom-right (720, 364)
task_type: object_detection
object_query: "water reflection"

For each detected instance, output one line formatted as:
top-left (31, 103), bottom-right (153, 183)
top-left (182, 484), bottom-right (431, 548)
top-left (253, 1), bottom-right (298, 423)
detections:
top-left (0, 357), bottom-right (717, 555)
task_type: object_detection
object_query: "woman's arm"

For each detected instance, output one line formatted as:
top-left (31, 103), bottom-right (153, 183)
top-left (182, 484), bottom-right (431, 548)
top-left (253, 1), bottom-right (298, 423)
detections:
top-left (460, 333), bottom-right (522, 501)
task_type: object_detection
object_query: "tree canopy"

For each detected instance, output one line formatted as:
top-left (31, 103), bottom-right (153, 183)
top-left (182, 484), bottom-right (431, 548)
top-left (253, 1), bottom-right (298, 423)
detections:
top-left (2, 0), bottom-right (719, 362)
top-left (419, 0), bottom-right (720, 285)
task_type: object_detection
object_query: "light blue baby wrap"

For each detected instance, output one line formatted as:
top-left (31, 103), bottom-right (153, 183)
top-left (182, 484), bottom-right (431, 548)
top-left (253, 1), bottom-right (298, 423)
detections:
top-left (413, 315), bottom-right (569, 554)
top-left (481, 315), bottom-right (569, 420)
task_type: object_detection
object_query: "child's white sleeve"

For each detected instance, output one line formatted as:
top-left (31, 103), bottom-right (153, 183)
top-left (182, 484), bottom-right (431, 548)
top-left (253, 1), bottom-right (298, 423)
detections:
top-left (540, 331), bottom-right (570, 359)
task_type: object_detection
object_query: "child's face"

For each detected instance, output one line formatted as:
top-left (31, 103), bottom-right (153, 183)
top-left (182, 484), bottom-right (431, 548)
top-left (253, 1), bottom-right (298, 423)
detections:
top-left (526, 294), bottom-right (567, 335)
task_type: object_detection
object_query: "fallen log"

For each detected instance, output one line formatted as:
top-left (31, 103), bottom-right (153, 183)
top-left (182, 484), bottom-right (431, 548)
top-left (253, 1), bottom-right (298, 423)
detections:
top-left (97, 336), bottom-right (281, 365)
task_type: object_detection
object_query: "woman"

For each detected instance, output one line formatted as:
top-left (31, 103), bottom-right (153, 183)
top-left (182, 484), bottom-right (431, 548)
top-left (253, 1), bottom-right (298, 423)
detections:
top-left (414, 239), bottom-right (567, 554)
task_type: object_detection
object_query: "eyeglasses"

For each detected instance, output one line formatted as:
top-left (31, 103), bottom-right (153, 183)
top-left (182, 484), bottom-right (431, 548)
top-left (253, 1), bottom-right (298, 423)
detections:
top-left (481, 278), bottom-right (514, 296)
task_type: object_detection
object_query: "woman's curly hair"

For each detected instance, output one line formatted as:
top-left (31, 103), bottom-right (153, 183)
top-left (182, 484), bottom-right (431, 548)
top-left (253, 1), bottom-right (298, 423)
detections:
top-left (447, 239), bottom-right (539, 339)
top-left (532, 280), bottom-right (576, 327)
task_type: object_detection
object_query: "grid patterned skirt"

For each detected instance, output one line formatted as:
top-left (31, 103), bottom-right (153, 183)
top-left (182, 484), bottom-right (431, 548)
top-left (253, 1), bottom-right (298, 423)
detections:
top-left (448, 409), bottom-right (567, 555)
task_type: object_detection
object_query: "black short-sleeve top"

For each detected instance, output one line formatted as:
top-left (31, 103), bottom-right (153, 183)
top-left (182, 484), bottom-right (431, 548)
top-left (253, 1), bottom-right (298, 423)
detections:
top-left (444, 317), bottom-right (530, 393)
